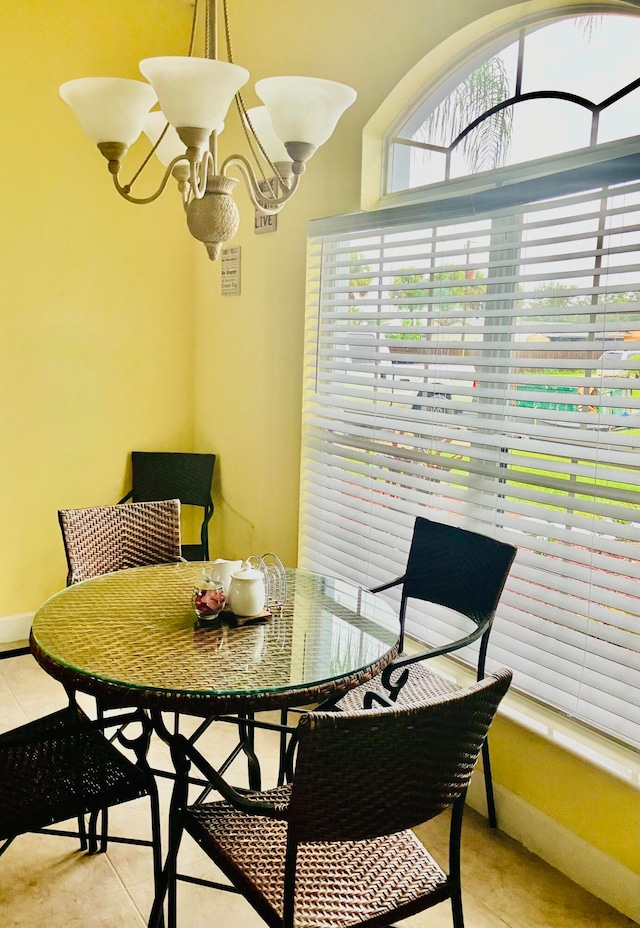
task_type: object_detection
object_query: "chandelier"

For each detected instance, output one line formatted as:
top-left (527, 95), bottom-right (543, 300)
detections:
top-left (59, 0), bottom-right (357, 261)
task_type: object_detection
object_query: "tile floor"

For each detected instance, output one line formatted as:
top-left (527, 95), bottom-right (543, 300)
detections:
top-left (0, 647), bottom-right (637, 928)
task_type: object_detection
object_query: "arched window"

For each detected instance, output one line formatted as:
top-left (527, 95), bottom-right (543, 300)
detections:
top-left (386, 11), bottom-right (640, 195)
top-left (300, 8), bottom-right (640, 753)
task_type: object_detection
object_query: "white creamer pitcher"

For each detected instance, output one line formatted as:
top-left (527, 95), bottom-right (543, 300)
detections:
top-left (209, 558), bottom-right (243, 596)
top-left (227, 561), bottom-right (266, 617)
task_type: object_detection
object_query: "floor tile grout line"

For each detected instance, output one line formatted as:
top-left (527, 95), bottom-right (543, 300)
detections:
top-left (104, 850), bottom-right (149, 927)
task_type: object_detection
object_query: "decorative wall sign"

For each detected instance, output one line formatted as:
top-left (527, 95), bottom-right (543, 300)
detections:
top-left (221, 246), bottom-right (241, 295)
top-left (255, 211), bottom-right (277, 234)
top-left (255, 178), bottom-right (278, 235)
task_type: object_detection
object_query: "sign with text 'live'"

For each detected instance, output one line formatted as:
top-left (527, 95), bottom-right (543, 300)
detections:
top-left (255, 178), bottom-right (278, 235)
top-left (255, 211), bottom-right (277, 234)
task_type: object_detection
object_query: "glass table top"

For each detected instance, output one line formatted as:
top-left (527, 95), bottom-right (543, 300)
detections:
top-left (31, 563), bottom-right (399, 714)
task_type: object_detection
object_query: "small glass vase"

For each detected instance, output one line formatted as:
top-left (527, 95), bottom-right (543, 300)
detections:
top-left (193, 566), bottom-right (225, 625)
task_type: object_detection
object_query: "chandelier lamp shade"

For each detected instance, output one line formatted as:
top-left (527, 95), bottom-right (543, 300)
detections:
top-left (59, 0), bottom-right (357, 260)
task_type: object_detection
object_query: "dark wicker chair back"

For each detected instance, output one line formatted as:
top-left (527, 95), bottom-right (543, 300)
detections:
top-left (119, 451), bottom-right (215, 561)
top-left (59, 498), bottom-right (182, 586)
top-left (351, 516), bottom-right (517, 829)
top-left (402, 516), bottom-right (517, 633)
top-left (289, 669), bottom-right (512, 843)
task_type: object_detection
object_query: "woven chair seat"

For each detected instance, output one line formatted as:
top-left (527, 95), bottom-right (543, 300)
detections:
top-left (0, 705), bottom-right (152, 841)
top-left (183, 785), bottom-right (450, 928)
top-left (335, 655), bottom-right (458, 712)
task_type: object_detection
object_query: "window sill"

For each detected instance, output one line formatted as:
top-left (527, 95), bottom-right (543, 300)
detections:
top-left (403, 636), bottom-right (640, 790)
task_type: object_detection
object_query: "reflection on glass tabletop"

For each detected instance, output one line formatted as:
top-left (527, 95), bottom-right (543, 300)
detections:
top-left (31, 563), bottom-right (399, 713)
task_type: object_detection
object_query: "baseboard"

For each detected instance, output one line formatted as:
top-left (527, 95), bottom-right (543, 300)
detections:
top-left (0, 612), bottom-right (33, 644)
top-left (467, 775), bottom-right (639, 923)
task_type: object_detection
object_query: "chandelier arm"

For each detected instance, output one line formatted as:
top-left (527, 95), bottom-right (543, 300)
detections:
top-left (111, 155), bottom-right (190, 205)
top-left (220, 154), bottom-right (300, 213)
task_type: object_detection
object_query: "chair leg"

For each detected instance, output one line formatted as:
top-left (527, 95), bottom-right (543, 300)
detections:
top-left (159, 736), bottom-right (191, 928)
top-left (87, 809), bottom-right (100, 854)
top-left (449, 795), bottom-right (466, 928)
top-left (147, 836), bottom-right (172, 928)
top-left (149, 783), bottom-right (164, 899)
top-left (282, 839), bottom-right (299, 928)
top-left (451, 890), bottom-right (465, 928)
top-left (77, 813), bottom-right (88, 851)
top-left (482, 739), bottom-right (497, 828)
top-left (100, 808), bottom-right (109, 853)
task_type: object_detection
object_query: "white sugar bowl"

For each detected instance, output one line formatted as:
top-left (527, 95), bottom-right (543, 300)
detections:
top-left (227, 561), bottom-right (266, 617)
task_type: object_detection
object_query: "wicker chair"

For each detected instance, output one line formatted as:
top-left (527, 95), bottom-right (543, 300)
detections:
top-left (59, 498), bottom-right (183, 586)
top-left (317, 516), bottom-right (517, 828)
top-left (118, 451), bottom-right (215, 561)
top-left (149, 670), bottom-right (512, 928)
top-left (0, 702), bottom-right (162, 888)
top-left (0, 501), bottom-right (180, 882)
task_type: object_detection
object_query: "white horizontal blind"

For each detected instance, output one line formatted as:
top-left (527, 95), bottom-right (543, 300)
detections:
top-left (300, 152), bottom-right (640, 749)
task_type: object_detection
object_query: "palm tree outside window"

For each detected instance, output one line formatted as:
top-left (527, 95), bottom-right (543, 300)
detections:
top-left (386, 14), bottom-right (640, 194)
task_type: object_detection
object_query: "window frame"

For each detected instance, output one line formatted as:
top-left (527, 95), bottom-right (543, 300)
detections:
top-left (382, 8), bottom-right (640, 201)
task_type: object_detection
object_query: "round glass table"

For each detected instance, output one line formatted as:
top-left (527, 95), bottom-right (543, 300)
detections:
top-left (30, 563), bottom-right (400, 717)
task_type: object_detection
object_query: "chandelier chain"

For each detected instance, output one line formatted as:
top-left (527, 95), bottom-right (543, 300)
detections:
top-left (222, 0), bottom-right (285, 195)
top-left (121, 0), bottom-right (202, 193)
top-left (125, 123), bottom-right (169, 190)
top-left (190, 0), bottom-right (201, 57)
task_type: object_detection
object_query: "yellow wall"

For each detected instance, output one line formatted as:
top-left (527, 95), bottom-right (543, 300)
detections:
top-left (0, 0), bottom-right (199, 613)
top-left (193, 0), bottom-right (501, 563)
top-left (491, 715), bottom-right (638, 872)
top-left (194, 0), bottom-right (640, 563)
top-left (191, 0), bottom-right (639, 890)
